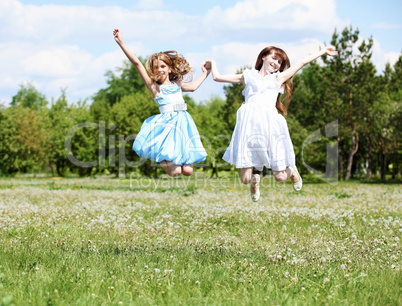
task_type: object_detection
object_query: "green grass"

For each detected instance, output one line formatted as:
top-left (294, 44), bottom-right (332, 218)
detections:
top-left (0, 175), bottom-right (401, 305)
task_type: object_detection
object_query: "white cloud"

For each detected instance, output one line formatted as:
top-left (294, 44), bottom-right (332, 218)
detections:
top-left (371, 39), bottom-right (401, 73)
top-left (0, 39), bottom-right (150, 103)
top-left (0, 0), bottom-right (399, 106)
top-left (0, 0), bottom-right (194, 46)
top-left (203, 0), bottom-right (342, 33)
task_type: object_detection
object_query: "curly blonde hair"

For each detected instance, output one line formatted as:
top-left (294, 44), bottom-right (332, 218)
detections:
top-left (146, 51), bottom-right (193, 83)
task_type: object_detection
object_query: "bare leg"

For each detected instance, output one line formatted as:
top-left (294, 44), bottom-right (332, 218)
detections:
top-left (272, 167), bottom-right (292, 183)
top-left (241, 167), bottom-right (260, 201)
top-left (182, 164), bottom-right (193, 176)
top-left (288, 166), bottom-right (301, 184)
top-left (273, 167), bottom-right (301, 183)
top-left (240, 167), bottom-right (253, 185)
top-left (160, 160), bottom-right (182, 177)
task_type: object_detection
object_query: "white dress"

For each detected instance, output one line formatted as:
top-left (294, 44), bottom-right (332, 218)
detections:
top-left (222, 68), bottom-right (296, 172)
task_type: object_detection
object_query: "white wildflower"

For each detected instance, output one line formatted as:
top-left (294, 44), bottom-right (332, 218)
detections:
top-left (340, 264), bottom-right (346, 270)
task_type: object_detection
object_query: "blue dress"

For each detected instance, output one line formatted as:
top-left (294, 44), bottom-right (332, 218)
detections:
top-left (133, 82), bottom-right (207, 165)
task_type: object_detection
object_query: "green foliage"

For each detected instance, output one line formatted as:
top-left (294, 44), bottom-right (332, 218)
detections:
top-left (48, 91), bottom-right (98, 177)
top-left (324, 26), bottom-right (380, 180)
top-left (220, 67), bottom-right (249, 132)
top-left (0, 105), bottom-right (49, 174)
top-left (93, 59), bottom-right (148, 106)
top-left (192, 96), bottom-right (231, 174)
top-left (11, 83), bottom-right (48, 110)
top-left (109, 90), bottom-right (159, 177)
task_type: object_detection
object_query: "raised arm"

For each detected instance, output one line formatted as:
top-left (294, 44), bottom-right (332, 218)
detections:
top-left (113, 29), bottom-right (159, 96)
top-left (276, 47), bottom-right (338, 85)
top-left (206, 59), bottom-right (244, 84)
top-left (179, 63), bottom-right (211, 92)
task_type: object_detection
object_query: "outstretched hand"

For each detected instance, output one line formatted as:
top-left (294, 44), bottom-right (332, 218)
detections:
top-left (113, 29), bottom-right (123, 44)
top-left (202, 61), bottom-right (212, 75)
top-left (324, 46), bottom-right (338, 56)
top-left (205, 59), bottom-right (215, 67)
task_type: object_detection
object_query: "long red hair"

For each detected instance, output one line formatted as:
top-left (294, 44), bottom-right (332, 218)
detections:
top-left (255, 46), bottom-right (293, 116)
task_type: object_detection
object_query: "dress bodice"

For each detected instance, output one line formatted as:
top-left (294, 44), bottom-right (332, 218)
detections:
top-left (154, 82), bottom-right (185, 107)
top-left (242, 69), bottom-right (284, 106)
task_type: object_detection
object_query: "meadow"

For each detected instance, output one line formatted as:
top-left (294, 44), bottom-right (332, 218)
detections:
top-left (0, 174), bottom-right (401, 305)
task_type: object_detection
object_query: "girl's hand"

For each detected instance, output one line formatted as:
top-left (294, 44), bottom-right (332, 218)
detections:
top-left (113, 29), bottom-right (123, 44)
top-left (205, 59), bottom-right (215, 68)
top-left (201, 61), bottom-right (212, 75)
top-left (324, 46), bottom-right (338, 56)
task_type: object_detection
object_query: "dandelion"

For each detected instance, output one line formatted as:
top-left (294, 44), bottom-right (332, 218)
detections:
top-left (35, 267), bottom-right (39, 271)
top-left (155, 268), bottom-right (160, 274)
top-left (340, 264), bottom-right (346, 270)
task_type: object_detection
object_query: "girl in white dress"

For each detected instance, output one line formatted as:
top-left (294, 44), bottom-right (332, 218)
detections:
top-left (207, 46), bottom-right (337, 201)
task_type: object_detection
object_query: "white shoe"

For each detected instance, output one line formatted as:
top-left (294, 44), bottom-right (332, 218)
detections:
top-left (250, 174), bottom-right (260, 202)
top-left (292, 170), bottom-right (302, 192)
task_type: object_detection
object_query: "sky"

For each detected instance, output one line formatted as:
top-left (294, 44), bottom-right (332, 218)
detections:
top-left (0, 0), bottom-right (401, 106)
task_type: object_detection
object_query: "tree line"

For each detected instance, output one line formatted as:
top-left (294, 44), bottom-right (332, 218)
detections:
top-left (0, 26), bottom-right (400, 181)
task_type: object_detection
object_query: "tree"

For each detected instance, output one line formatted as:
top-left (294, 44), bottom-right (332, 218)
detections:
top-left (367, 56), bottom-right (402, 181)
top-left (110, 90), bottom-right (159, 177)
top-left (92, 59), bottom-right (148, 107)
top-left (11, 83), bottom-right (48, 110)
top-left (48, 91), bottom-right (97, 177)
top-left (0, 105), bottom-right (49, 174)
top-left (219, 67), bottom-right (249, 132)
top-left (193, 96), bottom-right (229, 177)
top-left (324, 26), bottom-right (376, 180)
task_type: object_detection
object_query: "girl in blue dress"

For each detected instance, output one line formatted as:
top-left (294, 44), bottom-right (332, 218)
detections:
top-left (113, 29), bottom-right (209, 177)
